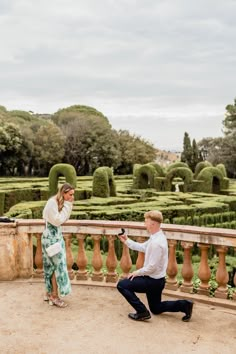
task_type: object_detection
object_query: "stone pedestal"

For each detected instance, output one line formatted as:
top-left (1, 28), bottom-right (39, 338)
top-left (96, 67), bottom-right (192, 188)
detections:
top-left (0, 223), bottom-right (18, 280)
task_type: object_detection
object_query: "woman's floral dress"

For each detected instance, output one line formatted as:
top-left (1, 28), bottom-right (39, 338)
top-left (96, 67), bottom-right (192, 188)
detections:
top-left (42, 222), bottom-right (71, 296)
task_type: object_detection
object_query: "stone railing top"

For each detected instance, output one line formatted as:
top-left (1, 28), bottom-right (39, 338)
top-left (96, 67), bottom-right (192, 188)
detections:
top-left (3, 219), bottom-right (235, 247)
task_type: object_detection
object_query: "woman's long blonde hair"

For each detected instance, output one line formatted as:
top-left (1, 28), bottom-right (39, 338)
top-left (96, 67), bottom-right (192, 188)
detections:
top-left (56, 183), bottom-right (74, 211)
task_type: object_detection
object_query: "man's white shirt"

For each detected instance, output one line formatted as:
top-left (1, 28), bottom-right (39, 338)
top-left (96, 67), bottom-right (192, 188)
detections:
top-left (125, 230), bottom-right (168, 279)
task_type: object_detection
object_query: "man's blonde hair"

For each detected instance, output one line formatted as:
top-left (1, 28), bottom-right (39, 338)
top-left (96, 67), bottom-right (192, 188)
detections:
top-left (144, 210), bottom-right (163, 223)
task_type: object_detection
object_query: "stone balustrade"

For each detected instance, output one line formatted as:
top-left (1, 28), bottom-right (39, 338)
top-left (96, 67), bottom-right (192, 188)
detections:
top-left (0, 219), bottom-right (236, 308)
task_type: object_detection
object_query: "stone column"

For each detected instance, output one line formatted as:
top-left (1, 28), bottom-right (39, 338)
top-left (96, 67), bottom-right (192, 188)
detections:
top-left (135, 237), bottom-right (145, 270)
top-left (91, 235), bottom-right (104, 281)
top-left (119, 243), bottom-right (132, 279)
top-left (64, 233), bottom-right (74, 280)
top-left (76, 234), bottom-right (88, 280)
top-left (180, 241), bottom-right (194, 293)
top-left (166, 240), bottom-right (178, 290)
top-left (33, 233), bottom-right (44, 278)
top-left (105, 235), bottom-right (118, 283)
top-left (215, 246), bottom-right (229, 299)
top-left (0, 223), bottom-right (17, 280)
top-left (17, 231), bottom-right (33, 278)
top-left (197, 243), bottom-right (211, 295)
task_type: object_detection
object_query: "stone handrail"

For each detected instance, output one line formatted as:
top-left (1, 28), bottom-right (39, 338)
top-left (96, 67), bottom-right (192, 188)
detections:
top-left (0, 219), bottom-right (236, 308)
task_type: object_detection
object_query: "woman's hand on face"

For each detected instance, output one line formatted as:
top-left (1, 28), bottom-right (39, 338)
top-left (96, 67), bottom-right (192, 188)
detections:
top-left (64, 190), bottom-right (75, 203)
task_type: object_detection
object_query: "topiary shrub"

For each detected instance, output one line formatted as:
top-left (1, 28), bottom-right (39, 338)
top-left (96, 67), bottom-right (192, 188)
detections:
top-left (148, 163), bottom-right (165, 177)
top-left (132, 164), bottom-right (142, 189)
top-left (221, 177), bottom-right (230, 190)
top-left (48, 163), bottom-right (77, 196)
top-left (154, 177), bottom-right (166, 191)
top-left (166, 162), bottom-right (189, 172)
top-left (165, 167), bottom-right (193, 192)
top-left (92, 167), bottom-right (116, 198)
top-left (216, 163), bottom-right (227, 178)
top-left (194, 161), bottom-right (212, 178)
top-left (132, 164), bottom-right (157, 189)
top-left (194, 167), bottom-right (224, 193)
top-left (133, 164), bottom-right (142, 176)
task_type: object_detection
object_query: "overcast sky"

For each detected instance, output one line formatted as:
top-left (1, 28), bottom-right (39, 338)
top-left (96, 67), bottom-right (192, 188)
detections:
top-left (1, 0), bottom-right (236, 150)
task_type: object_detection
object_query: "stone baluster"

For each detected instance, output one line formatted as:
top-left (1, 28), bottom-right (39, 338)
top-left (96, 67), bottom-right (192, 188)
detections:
top-left (233, 247), bottom-right (236, 301)
top-left (165, 240), bottom-right (178, 290)
top-left (197, 243), bottom-right (211, 295)
top-left (91, 235), bottom-right (104, 281)
top-left (33, 233), bottom-right (44, 278)
top-left (119, 242), bottom-right (132, 279)
top-left (76, 234), bottom-right (88, 280)
top-left (215, 246), bottom-right (229, 299)
top-left (105, 235), bottom-right (118, 283)
top-left (64, 233), bottom-right (74, 280)
top-left (180, 241), bottom-right (194, 293)
top-left (135, 237), bottom-right (146, 270)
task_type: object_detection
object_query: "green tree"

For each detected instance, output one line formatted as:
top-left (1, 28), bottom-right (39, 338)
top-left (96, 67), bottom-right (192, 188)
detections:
top-left (192, 139), bottom-right (202, 170)
top-left (181, 133), bottom-right (202, 172)
top-left (213, 98), bottom-right (236, 177)
top-left (197, 97), bottom-right (236, 177)
top-left (115, 130), bottom-right (156, 174)
top-left (223, 98), bottom-right (236, 134)
top-left (197, 137), bottom-right (224, 165)
top-left (32, 123), bottom-right (66, 176)
top-left (54, 106), bottom-right (121, 175)
top-left (0, 123), bottom-right (25, 175)
top-left (181, 132), bottom-right (192, 168)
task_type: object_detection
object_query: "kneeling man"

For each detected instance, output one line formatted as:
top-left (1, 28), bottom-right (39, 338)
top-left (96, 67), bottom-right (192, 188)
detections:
top-left (117, 210), bottom-right (193, 322)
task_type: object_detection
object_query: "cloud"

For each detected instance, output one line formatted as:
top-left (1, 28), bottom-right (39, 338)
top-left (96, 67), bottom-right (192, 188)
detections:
top-left (0, 0), bottom-right (235, 149)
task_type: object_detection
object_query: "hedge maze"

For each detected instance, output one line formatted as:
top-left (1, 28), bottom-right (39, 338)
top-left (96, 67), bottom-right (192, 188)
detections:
top-left (1, 161), bottom-right (236, 229)
top-left (134, 161), bottom-right (229, 194)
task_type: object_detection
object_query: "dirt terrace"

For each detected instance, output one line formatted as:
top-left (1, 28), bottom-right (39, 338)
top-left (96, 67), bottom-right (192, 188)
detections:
top-left (0, 282), bottom-right (236, 354)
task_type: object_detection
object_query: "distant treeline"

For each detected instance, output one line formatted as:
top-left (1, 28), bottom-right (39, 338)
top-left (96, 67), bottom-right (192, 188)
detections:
top-left (0, 104), bottom-right (156, 177)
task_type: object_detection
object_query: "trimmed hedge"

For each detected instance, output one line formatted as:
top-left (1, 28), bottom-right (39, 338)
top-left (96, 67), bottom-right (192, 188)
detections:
top-left (216, 163), bottom-right (227, 178)
top-left (48, 163), bottom-right (77, 196)
top-left (92, 167), bottom-right (116, 198)
top-left (165, 167), bottom-right (193, 192)
top-left (194, 161), bottom-right (212, 178)
top-left (148, 163), bottom-right (165, 177)
top-left (133, 164), bottom-right (157, 189)
top-left (166, 162), bottom-right (189, 172)
top-left (195, 167), bottom-right (224, 193)
top-left (154, 177), bottom-right (166, 191)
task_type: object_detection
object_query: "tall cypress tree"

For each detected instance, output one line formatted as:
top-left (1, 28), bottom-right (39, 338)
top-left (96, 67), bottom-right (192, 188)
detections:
top-left (192, 138), bottom-right (202, 171)
top-left (181, 133), bottom-right (202, 171)
top-left (181, 132), bottom-right (192, 166)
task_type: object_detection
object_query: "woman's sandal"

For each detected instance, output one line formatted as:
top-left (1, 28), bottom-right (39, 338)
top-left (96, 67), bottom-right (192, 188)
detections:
top-left (43, 293), bottom-right (51, 301)
top-left (49, 297), bottom-right (68, 308)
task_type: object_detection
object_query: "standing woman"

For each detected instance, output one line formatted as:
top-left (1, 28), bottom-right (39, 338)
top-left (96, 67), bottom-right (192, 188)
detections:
top-left (42, 182), bottom-right (75, 308)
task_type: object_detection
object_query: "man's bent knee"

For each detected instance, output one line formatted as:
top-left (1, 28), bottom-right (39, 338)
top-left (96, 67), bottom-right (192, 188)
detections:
top-left (117, 278), bottom-right (129, 292)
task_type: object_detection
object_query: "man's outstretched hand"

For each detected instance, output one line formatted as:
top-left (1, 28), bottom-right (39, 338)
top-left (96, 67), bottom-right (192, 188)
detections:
top-left (118, 233), bottom-right (128, 243)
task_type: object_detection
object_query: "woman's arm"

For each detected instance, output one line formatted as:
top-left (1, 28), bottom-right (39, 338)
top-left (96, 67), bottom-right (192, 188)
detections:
top-left (43, 198), bottom-right (73, 226)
